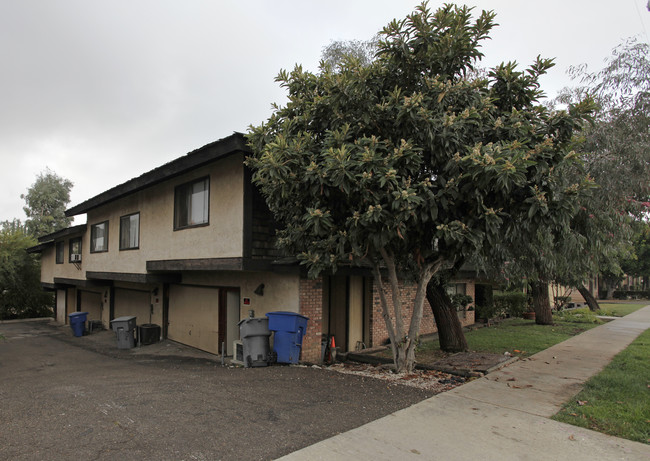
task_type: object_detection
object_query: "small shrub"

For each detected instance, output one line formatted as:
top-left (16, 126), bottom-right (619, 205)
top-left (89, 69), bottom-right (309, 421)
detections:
top-left (554, 296), bottom-right (571, 309)
top-left (554, 308), bottom-right (602, 324)
top-left (493, 291), bottom-right (528, 318)
top-left (450, 294), bottom-right (473, 311)
top-left (475, 302), bottom-right (501, 320)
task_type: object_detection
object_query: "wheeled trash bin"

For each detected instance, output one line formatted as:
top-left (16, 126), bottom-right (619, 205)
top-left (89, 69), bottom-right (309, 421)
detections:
top-left (266, 311), bottom-right (308, 364)
top-left (110, 316), bottom-right (137, 349)
top-left (238, 316), bottom-right (272, 367)
top-left (68, 312), bottom-right (88, 337)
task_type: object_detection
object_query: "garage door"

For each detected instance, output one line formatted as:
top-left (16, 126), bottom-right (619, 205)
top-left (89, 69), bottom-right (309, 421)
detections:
top-left (114, 288), bottom-right (151, 324)
top-left (80, 291), bottom-right (102, 323)
top-left (168, 285), bottom-right (220, 355)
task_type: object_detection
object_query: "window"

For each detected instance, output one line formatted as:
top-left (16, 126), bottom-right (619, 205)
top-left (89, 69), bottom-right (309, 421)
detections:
top-left (90, 221), bottom-right (109, 253)
top-left (120, 213), bottom-right (140, 250)
top-left (56, 241), bottom-right (64, 264)
top-left (69, 237), bottom-right (82, 262)
top-left (174, 177), bottom-right (209, 230)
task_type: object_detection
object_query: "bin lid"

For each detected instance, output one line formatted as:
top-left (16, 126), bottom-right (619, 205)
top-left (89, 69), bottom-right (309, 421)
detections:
top-left (111, 316), bottom-right (137, 322)
top-left (238, 317), bottom-right (269, 326)
top-left (68, 312), bottom-right (89, 317)
top-left (265, 311), bottom-right (308, 320)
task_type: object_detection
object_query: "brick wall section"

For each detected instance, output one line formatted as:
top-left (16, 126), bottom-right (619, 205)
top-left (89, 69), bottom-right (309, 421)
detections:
top-left (298, 275), bottom-right (477, 363)
top-left (298, 277), bottom-right (323, 363)
top-left (370, 278), bottom-right (476, 347)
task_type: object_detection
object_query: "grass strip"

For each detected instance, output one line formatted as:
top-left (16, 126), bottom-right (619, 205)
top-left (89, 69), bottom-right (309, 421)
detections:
top-left (410, 312), bottom-right (602, 362)
top-left (552, 328), bottom-right (650, 444)
top-left (596, 303), bottom-right (648, 317)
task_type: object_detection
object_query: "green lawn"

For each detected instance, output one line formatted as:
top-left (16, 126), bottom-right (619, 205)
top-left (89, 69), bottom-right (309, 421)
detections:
top-left (410, 311), bottom-right (603, 363)
top-left (596, 302), bottom-right (648, 317)
top-left (552, 328), bottom-right (650, 444)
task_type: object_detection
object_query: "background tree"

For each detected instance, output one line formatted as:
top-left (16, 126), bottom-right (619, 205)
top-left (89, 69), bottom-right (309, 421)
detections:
top-left (321, 37), bottom-right (378, 69)
top-left (247, 3), bottom-right (592, 370)
top-left (621, 221), bottom-right (650, 290)
top-left (0, 224), bottom-right (53, 320)
top-left (546, 38), bottom-right (650, 309)
top-left (22, 168), bottom-right (73, 238)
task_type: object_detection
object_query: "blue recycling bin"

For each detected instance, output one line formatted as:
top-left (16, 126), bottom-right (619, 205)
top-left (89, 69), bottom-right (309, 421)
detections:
top-left (266, 311), bottom-right (308, 364)
top-left (68, 312), bottom-right (88, 337)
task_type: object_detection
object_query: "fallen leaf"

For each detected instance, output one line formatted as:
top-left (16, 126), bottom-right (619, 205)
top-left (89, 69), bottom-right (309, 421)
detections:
top-left (507, 377), bottom-right (516, 381)
top-left (568, 435), bottom-right (575, 441)
top-left (569, 413), bottom-right (578, 417)
top-left (514, 350), bottom-right (521, 353)
top-left (577, 400), bottom-right (588, 406)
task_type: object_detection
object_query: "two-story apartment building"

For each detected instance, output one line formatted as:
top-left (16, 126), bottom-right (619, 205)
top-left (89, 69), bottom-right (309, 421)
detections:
top-left (33, 133), bottom-right (476, 363)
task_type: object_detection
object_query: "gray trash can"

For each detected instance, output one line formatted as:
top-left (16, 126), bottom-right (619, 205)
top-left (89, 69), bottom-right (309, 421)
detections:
top-left (110, 316), bottom-right (137, 349)
top-left (238, 316), bottom-right (271, 367)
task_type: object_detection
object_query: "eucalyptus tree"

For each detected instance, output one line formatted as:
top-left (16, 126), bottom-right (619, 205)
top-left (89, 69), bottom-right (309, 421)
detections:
top-left (247, 3), bottom-right (592, 370)
top-left (22, 168), bottom-right (73, 238)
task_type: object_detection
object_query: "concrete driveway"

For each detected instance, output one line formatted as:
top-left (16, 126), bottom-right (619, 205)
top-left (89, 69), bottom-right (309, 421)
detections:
top-left (0, 320), bottom-right (431, 460)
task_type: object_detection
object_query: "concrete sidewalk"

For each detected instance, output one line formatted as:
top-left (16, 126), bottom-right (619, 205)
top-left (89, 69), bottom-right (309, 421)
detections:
top-left (280, 306), bottom-right (650, 461)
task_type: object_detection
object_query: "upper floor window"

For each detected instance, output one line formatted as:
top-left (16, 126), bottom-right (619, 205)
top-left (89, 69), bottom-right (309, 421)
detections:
top-left (90, 221), bottom-right (109, 253)
top-left (120, 213), bottom-right (140, 250)
top-left (56, 241), bottom-right (64, 264)
top-left (69, 237), bottom-right (82, 262)
top-left (174, 177), bottom-right (209, 230)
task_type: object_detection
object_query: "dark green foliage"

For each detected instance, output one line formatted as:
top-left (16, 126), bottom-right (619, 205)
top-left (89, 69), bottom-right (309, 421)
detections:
top-left (247, 2), bottom-right (592, 371)
top-left (0, 227), bottom-right (53, 320)
top-left (493, 291), bottom-right (528, 317)
top-left (450, 293), bottom-right (473, 311)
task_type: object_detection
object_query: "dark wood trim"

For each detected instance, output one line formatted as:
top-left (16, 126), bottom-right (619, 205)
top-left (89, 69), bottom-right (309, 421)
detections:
top-left (147, 257), bottom-right (243, 271)
top-left (41, 282), bottom-right (57, 290)
top-left (86, 271), bottom-right (181, 284)
top-left (162, 283), bottom-right (169, 339)
top-left (173, 176), bottom-right (210, 231)
top-left (37, 223), bottom-right (87, 243)
top-left (146, 257), bottom-right (280, 273)
top-left (89, 220), bottom-right (109, 253)
top-left (109, 286), bottom-right (115, 321)
top-left (53, 277), bottom-right (105, 288)
top-left (119, 212), bottom-right (140, 251)
top-left (242, 166), bottom-right (253, 259)
top-left (66, 133), bottom-right (251, 217)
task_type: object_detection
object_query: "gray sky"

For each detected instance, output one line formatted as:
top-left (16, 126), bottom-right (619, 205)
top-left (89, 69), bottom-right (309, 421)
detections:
top-left (1, 0), bottom-right (649, 224)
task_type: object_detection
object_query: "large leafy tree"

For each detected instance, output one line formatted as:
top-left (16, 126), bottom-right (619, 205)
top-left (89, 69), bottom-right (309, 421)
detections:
top-left (247, 3), bottom-right (592, 371)
top-left (546, 38), bottom-right (650, 309)
top-left (22, 168), bottom-right (73, 238)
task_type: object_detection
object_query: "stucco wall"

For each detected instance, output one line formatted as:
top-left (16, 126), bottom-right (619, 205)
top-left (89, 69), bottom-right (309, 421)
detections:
top-left (182, 271), bottom-right (300, 318)
top-left (82, 154), bottom-right (245, 275)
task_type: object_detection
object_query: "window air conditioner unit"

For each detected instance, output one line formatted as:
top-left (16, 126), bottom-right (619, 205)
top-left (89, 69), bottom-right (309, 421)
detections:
top-left (231, 340), bottom-right (244, 366)
top-left (71, 254), bottom-right (82, 262)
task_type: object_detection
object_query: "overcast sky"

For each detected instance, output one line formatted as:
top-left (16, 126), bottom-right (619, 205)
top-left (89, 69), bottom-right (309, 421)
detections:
top-left (1, 0), bottom-right (649, 224)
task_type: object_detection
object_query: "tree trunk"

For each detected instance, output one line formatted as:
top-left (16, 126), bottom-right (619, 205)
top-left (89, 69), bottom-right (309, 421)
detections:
top-left (426, 280), bottom-right (468, 352)
top-left (530, 281), bottom-right (554, 325)
top-left (577, 284), bottom-right (600, 311)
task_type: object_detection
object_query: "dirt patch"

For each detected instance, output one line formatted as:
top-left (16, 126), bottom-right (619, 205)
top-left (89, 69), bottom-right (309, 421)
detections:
top-left (323, 362), bottom-right (468, 393)
top-left (429, 351), bottom-right (516, 375)
top-left (348, 347), bottom-right (516, 374)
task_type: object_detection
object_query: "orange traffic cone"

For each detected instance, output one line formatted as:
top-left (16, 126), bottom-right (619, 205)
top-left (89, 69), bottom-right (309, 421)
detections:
top-left (329, 336), bottom-right (336, 363)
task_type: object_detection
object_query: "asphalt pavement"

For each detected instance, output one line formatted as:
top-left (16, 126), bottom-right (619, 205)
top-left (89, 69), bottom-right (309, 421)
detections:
top-left (0, 320), bottom-right (432, 460)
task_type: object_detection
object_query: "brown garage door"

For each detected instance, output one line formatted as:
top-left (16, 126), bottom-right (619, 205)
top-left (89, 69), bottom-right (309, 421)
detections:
top-left (80, 291), bottom-right (102, 323)
top-left (168, 285), bottom-right (220, 355)
top-left (114, 288), bottom-right (151, 324)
